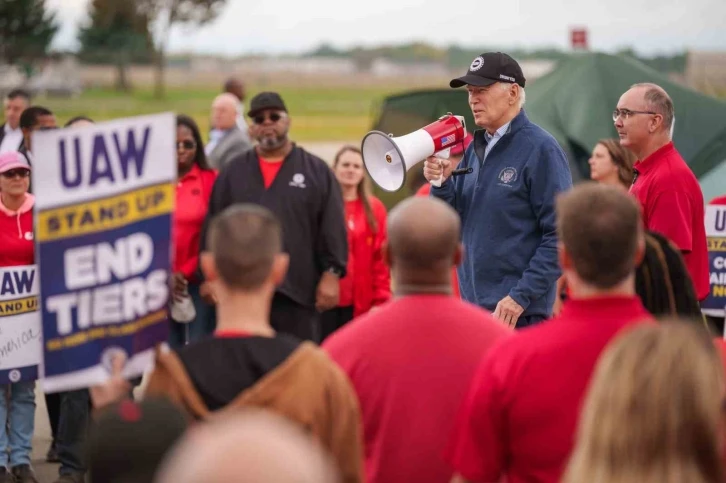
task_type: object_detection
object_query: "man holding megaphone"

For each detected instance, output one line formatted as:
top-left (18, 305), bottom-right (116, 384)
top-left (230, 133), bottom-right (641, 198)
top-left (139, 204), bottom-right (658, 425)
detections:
top-left (424, 52), bottom-right (573, 328)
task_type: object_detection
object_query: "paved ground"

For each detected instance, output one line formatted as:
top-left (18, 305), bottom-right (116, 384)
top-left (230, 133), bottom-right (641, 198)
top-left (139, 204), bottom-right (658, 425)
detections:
top-left (26, 140), bottom-right (353, 482)
top-left (29, 385), bottom-right (58, 482)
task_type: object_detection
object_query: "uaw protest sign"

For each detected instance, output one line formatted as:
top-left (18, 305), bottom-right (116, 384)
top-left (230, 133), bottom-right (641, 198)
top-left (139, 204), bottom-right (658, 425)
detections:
top-left (0, 265), bottom-right (42, 384)
top-left (702, 204), bottom-right (726, 319)
top-left (32, 113), bottom-right (175, 392)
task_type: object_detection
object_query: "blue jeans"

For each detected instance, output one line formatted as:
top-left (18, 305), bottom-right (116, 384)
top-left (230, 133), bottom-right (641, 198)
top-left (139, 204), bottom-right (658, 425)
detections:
top-left (168, 282), bottom-right (216, 349)
top-left (0, 382), bottom-right (35, 467)
top-left (56, 389), bottom-right (90, 475)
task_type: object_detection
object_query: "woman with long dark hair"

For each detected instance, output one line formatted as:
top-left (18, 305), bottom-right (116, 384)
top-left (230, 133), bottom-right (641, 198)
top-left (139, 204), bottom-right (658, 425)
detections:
top-left (169, 115), bottom-right (218, 347)
top-left (320, 146), bottom-right (390, 340)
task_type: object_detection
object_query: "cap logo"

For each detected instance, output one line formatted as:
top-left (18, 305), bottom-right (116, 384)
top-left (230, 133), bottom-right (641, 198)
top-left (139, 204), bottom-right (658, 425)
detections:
top-left (499, 74), bottom-right (515, 82)
top-left (470, 56), bottom-right (485, 72)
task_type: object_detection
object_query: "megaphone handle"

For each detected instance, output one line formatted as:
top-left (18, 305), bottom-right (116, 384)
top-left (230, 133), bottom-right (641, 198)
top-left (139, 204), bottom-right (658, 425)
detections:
top-left (429, 148), bottom-right (451, 188)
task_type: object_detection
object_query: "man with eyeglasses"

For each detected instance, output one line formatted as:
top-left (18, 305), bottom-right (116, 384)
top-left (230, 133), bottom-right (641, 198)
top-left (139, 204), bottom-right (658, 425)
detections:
top-left (199, 92), bottom-right (347, 342)
top-left (615, 83), bottom-right (709, 303)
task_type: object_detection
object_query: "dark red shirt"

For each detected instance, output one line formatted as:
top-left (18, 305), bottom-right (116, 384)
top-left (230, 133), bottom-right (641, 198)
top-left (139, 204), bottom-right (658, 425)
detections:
top-left (630, 142), bottom-right (709, 300)
top-left (445, 296), bottom-right (653, 483)
top-left (173, 165), bottom-right (217, 281)
top-left (323, 294), bottom-right (511, 483)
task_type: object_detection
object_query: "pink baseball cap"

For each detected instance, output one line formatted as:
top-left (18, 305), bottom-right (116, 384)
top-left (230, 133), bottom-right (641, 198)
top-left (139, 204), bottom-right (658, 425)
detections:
top-left (450, 132), bottom-right (474, 156)
top-left (0, 151), bottom-right (31, 174)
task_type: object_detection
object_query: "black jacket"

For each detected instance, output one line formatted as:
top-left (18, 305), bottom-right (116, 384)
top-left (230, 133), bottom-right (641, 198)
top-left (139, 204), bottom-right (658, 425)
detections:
top-left (200, 144), bottom-right (348, 308)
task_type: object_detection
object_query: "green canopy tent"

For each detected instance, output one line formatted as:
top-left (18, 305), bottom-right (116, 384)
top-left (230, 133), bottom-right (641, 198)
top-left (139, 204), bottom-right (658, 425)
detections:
top-left (369, 52), bottom-right (726, 207)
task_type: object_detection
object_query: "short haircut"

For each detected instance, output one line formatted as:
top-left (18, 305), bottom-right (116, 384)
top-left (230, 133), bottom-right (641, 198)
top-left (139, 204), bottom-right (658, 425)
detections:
top-left (64, 115), bottom-right (94, 127)
top-left (631, 82), bottom-right (674, 133)
top-left (6, 89), bottom-right (30, 102)
top-left (19, 105), bottom-right (53, 130)
top-left (557, 182), bottom-right (642, 288)
top-left (206, 204), bottom-right (282, 289)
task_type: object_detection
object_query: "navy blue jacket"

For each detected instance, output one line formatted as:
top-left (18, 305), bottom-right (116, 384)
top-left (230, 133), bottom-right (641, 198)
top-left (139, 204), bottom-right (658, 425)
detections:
top-left (432, 109), bottom-right (572, 318)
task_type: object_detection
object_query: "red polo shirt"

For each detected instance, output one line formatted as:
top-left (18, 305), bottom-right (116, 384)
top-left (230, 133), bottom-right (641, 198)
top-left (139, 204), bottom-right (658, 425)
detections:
top-left (445, 296), bottom-right (653, 483)
top-left (323, 294), bottom-right (511, 483)
top-left (630, 142), bottom-right (709, 300)
top-left (173, 165), bottom-right (217, 281)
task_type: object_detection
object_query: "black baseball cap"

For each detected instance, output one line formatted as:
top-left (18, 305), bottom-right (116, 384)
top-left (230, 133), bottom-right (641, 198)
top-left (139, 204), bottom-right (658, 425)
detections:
top-left (450, 52), bottom-right (526, 88)
top-left (247, 92), bottom-right (288, 117)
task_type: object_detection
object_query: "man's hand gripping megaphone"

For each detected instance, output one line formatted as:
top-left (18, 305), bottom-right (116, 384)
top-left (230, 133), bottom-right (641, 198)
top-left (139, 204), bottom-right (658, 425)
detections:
top-left (423, 149), bottom-right (455, 187)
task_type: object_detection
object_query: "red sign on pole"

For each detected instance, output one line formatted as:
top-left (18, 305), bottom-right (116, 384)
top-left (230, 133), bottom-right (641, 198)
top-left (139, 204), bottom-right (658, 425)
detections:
top-left (571, 28), bottom-right (588, 50)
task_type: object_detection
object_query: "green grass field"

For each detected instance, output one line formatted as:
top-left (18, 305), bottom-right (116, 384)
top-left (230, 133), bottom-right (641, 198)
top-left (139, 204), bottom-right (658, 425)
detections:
top-left (40, 84), bottom-right (423, 142)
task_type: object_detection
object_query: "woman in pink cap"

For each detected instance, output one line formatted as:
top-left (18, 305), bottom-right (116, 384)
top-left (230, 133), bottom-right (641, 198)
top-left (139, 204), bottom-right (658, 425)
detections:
top-left (0, 150), bottom-right (40, 483)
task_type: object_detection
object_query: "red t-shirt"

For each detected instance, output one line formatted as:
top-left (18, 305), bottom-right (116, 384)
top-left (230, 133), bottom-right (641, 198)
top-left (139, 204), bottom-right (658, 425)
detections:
top-left (173, 165), bottom-right (217, 281)
top-left (711, 195), bottom-right (726, 205)
top-left (445, 296), bottom-right (653, 483)
top-left (0, 195), bottom-right (35, 267)
top-left (630, 142), bottom-right (709, 300)
top-left (323, 294), bottom-right (511, 483)
top-left (259, 157), bottom-right (284, 188)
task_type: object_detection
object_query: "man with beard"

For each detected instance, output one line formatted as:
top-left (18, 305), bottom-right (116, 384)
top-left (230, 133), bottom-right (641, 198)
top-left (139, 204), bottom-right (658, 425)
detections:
top-left (199, 92), bottom-right (348, 342)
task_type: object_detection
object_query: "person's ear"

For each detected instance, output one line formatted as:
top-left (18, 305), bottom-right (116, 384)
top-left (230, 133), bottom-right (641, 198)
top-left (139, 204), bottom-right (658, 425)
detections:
top-left (634, 233), bottom-right (646, 266)
top-left (650, 114), bottom-right (663, 133)
top-left (558, 242), bottom-right (571, 272)
top-left (382, 241), bottom-right (392, 268)
top-left (453, 242), bottom-right (464, 267)
top-left (200, 252), bottom-right (218, 282)
top-left (271, 253), bottom-right (289, 286)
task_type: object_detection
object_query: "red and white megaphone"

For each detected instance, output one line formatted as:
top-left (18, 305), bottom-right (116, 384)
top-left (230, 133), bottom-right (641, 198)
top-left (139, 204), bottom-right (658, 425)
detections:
top-left (361, 113), bottom-right (467, 192)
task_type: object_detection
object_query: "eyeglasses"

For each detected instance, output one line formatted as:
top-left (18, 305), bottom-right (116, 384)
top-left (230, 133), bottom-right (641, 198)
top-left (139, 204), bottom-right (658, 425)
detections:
top-left (252, 112), bottom-right (285, 125)
top-left (612, 108), bottom-right (657, 122)
top-left (176, 140), bottom-right (196, 151)
top-left (1, 169), bottom-right (30, 179)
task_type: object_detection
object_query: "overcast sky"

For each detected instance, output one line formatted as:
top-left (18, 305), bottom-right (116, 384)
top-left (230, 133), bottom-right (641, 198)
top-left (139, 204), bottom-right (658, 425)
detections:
top-left (47, 0), bottom-right (726, 56)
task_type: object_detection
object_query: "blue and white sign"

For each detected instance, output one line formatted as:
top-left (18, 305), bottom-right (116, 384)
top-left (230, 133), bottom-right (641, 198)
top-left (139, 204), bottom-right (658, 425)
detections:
top-left (702, 204), bottom-right (726, 318)
top-left (33, 113), bottom-right (176, 392)
top-left (0, 265), bottom-right (42, 384)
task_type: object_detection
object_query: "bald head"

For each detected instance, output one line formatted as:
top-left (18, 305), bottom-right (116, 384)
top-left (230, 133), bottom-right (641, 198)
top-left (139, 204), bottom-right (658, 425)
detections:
top-left (211, 93), bottom-right (239, 130)
top-left (387, 197), bottom-right (461, 272)
top-left (156, 410), bottom-right (340, 483)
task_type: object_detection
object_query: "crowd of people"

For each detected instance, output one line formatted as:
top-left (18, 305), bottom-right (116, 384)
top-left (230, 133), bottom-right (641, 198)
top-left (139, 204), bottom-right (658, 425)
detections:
top-left (0, 49), bottom-right (725, 483)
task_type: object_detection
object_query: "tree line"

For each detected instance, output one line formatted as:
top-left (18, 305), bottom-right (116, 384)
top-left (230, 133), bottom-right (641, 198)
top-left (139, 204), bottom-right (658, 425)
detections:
top-left (0, 1), bottom-right (687, 98)
top-left (0, 0), bottom-right (227, 98)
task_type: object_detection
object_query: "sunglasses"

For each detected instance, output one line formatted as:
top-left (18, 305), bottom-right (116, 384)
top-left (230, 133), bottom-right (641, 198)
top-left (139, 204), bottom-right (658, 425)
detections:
top-left (176, 140), bottom-right (196, 150)
top-left (252, 112), bottom-right (285, 125)
top-left (1, 169), bottom-right (30, 179)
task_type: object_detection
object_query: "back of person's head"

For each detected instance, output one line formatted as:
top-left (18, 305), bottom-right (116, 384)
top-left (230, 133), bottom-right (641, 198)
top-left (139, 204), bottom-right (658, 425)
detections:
top-left (203, 204), bottom-right (287, 291)
top-left (87, 398), bottom-right (189, 483)
top-left (19, 105), bottom-right (53, 131)
top-left (636, 231), bottom-right (703, 318)
top-left (557, 182), bottom-right (643, 288)
top-left (386, 196), bottom-right (461, 275)
top-left (563, 321), bottom-right (725, 483)
top-left (156, 409), bottom-right (340, 483)
top-left (64, 115), bottom-right (94, 128)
